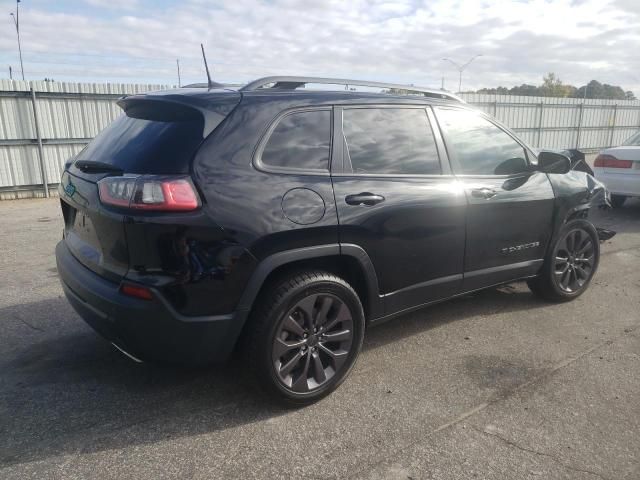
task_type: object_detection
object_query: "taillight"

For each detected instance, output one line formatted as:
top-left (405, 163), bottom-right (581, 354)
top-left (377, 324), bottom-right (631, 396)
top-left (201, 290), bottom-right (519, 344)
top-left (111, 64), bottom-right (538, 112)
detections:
top-left (594, 154), bottom-right (632, 169)
top-left (98, 175), bottom-right (200, 211)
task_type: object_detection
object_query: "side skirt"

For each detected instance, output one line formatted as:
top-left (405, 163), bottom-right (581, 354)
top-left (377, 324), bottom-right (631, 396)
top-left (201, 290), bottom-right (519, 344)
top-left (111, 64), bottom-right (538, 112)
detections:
top-left (368, 273), bottom-right (539, 327)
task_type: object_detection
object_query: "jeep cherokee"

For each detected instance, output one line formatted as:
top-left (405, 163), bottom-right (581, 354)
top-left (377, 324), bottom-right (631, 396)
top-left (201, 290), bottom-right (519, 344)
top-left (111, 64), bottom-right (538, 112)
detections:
top-left (56, 76), bottom-right (606, 404)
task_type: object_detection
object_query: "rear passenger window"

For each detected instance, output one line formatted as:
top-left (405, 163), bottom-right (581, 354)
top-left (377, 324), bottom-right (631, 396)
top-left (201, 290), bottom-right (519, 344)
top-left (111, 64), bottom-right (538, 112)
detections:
top-left (343, 108), bottom-right (440, 175)
top-left (261, 110), bottom-right (331, 171)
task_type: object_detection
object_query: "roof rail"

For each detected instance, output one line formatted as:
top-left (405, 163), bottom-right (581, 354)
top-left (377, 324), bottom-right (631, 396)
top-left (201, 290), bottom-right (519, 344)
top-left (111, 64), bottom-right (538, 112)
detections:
top-left (239, 76), bottom-right (464, 102)
top-left (181, 82), bottom-right (244, 89)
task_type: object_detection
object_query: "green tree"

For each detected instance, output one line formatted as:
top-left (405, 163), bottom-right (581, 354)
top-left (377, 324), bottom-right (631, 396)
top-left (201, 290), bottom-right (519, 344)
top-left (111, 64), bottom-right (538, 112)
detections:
top-left (576, 80), bottom-right (603, 99)
top-left (476, 76), bottom-right (636, 100)
top-left (510, 84), bottom-right (541, 96)
top-left (540, 73), bottom-right (571, 97)
top-left (602, 84), bottom-right (626, 100)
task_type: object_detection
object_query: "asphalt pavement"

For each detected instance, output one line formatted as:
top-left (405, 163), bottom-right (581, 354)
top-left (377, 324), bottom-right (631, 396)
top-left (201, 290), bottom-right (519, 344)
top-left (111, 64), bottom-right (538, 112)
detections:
top-left (0, 197), bottom-right (638, 479)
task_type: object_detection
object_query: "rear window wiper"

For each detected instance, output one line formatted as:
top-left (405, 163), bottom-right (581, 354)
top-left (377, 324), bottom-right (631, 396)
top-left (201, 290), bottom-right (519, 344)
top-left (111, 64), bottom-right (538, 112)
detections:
top-left (74, 160), bottom-right (124, 175)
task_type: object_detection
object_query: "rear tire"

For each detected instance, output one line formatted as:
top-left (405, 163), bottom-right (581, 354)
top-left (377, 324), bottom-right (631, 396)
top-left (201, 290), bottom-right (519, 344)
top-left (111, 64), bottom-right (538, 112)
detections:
top-left (244, 271), bottom-right (365, 406)
top-left (610, 195), bottom-right (627, 208)
top-left (527, 219), bottom-right (599, 302)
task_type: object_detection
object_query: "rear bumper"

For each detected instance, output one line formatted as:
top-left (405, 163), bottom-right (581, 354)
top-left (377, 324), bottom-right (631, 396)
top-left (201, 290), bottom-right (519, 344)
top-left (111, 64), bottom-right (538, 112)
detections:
top-left (56, 241), bottom-right (244, 365)
top-left (594, 170), bottom-right (640, 197)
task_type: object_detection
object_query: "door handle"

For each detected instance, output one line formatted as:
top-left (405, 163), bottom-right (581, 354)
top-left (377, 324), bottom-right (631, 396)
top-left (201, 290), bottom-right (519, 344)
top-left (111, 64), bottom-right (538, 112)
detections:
top-left (345, 192), bottom-right (385, 206)
top-left (471, 188), bottom-right (497, 199)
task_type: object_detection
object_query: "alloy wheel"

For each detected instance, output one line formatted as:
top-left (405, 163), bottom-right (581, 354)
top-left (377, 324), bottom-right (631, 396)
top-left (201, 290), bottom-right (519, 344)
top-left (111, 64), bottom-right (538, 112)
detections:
top-left (554, 228), bottom-right (595, 293)
top-left (272, 293), bottom-right (354, 393)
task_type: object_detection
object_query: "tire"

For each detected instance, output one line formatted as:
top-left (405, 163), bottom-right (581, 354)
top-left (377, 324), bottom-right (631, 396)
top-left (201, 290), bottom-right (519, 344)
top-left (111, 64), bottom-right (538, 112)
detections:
top-left (527, 219), bottom-right (600, 302)
top-left (244, 271), bottom-right (365, 406)
top-left (610, 195), bottom-right (627, 208)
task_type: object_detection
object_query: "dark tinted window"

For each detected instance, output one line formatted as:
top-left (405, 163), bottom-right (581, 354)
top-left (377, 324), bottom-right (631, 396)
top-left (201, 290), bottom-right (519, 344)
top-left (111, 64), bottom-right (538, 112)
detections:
top-left (261, 110), bottom-right (331, 171)
top-left (436, 108), bottom-right (527, 175)
top-left (343, 108), bottom-right (440, 175)
top-left (75, 112), bottom-right (204, 174)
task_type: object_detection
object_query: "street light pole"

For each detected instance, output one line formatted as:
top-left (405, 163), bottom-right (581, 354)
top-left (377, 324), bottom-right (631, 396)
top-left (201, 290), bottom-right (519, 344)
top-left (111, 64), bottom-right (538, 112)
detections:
top-left (442, 54), bottom-right (483, 93)
top-left (10, 0), bottom-right (25, 81)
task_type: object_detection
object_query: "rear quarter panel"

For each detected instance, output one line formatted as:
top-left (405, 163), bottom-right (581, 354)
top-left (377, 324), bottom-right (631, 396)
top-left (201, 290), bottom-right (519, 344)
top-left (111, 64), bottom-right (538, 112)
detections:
top-left (122, 210), bottom-right (257, 316)
top-left (192, 95), bottom-right (340, 263)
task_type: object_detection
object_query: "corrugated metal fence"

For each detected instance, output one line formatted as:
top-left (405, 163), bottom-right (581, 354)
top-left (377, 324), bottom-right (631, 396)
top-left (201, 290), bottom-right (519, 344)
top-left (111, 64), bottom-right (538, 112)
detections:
top-left (1, 80), bottom-right (639, 199)
top-left (0, 80), bottom-right (171, 199)
top-left (460, 93), bottom-right (640, 152)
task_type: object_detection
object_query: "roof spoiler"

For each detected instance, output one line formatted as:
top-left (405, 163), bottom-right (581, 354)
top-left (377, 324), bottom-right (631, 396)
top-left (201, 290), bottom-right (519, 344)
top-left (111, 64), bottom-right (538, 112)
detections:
top-left (117, 93), bottom-right (240, 138)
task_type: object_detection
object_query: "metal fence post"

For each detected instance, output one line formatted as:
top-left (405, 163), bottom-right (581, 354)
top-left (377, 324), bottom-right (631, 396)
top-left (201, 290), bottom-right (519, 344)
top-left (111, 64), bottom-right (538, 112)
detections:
top-left (537, 102), bottom-right (544, 147)
top-left (575, 103), bottom-right (584, 149)
top-left (609, 104), bottom-right (618, 147)
top-left (30, 87), bottom-right (49, 198)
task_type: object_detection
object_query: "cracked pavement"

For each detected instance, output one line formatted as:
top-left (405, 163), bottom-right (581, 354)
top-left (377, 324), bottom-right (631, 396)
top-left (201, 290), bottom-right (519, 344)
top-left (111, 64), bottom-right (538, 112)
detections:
top-left (1, 198), bottom-right (639, 479)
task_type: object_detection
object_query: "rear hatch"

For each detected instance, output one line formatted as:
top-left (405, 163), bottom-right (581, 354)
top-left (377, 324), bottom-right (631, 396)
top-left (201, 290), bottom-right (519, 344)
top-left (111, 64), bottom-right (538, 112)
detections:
top-left (59, 90), bottom-right (241, 282)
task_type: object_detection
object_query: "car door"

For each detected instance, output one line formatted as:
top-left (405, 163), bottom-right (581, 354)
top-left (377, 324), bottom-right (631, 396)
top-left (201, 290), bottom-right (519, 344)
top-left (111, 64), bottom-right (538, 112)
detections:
top-left (332, 105), bottom-right (467, 318)
top-left (433, 106), bottom-right (555, 291)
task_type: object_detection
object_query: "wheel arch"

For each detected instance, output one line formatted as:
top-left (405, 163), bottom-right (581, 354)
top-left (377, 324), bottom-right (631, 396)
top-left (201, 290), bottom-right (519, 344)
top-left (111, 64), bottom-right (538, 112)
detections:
top-left (234, 244), bottom-right (383, 334)
top-left (544, 203), bottom-right (591, 260)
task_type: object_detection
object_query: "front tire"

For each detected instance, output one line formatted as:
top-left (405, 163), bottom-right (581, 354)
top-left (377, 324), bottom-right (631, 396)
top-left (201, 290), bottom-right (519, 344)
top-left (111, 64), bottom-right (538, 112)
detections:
top-left (527, 219), bottom-right (600, 302)
top-left (245, 271), bottom-right (365, 406)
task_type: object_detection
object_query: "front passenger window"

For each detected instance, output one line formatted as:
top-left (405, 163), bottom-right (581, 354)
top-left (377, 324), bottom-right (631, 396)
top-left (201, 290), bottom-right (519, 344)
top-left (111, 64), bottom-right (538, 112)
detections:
top-left (436, 108), bottom-right (528, 175)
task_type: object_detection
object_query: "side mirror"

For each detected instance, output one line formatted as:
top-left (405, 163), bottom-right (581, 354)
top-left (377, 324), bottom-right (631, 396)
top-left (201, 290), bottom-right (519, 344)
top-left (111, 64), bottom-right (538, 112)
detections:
top-left (537, 151), bottom-right (571, 174)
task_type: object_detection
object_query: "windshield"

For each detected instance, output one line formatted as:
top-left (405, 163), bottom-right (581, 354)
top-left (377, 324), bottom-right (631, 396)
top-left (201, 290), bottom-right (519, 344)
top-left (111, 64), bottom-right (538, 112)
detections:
top-left (622, 131), bottom-right (640, 146)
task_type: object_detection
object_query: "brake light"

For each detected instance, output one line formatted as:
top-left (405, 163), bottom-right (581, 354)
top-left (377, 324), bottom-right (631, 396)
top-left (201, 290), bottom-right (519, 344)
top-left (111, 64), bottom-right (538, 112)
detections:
top-left (120, 283), bottom-right (154, 300)
top-left (594, 154), bottom-right (632, 169)
top-left (98, 175), bottom-right (200, 211)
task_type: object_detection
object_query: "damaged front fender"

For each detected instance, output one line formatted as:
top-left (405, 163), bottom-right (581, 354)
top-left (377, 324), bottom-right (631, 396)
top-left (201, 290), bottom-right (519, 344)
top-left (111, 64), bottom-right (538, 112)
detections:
top-left (585, 172), bottom-right (612, 210)
top-left (547, 170), bottom-right (615, 243)
top-left (575, 170), bottom-right (617, 242)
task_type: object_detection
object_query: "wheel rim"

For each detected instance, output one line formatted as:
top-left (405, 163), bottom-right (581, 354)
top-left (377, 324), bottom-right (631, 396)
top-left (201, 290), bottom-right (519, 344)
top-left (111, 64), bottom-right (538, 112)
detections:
top-left (554, 228), bottom-right (595, 293)
top-left (272, 293), bottom-right (354, 393)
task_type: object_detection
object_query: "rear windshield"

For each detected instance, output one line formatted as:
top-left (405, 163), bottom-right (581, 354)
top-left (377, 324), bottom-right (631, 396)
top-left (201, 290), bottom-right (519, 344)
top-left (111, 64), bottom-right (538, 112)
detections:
top-left (75, 110), bottom-right (204, 174)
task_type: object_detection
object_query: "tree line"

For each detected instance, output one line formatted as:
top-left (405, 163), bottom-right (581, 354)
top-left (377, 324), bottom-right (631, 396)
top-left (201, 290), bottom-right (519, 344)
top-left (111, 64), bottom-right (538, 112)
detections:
top-left (475, 73), bottom-right (636, 100)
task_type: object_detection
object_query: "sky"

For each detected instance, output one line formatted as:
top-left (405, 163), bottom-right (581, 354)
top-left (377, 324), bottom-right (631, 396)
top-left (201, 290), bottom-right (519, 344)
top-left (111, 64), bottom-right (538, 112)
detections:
top-left (0, 0), bottom-right (639, 95)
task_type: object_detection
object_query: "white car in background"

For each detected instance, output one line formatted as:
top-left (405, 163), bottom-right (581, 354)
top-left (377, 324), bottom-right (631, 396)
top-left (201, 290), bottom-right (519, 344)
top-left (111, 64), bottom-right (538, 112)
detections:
top-left (594, 131), bottom-right (640, 207)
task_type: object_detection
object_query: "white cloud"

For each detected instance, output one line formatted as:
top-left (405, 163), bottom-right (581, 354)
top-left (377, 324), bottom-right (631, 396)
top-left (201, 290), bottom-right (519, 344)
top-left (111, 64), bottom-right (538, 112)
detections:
top-left (85, 0), bottom-right (139, 9)
top-left (0, 0), bottom-right (639, 95)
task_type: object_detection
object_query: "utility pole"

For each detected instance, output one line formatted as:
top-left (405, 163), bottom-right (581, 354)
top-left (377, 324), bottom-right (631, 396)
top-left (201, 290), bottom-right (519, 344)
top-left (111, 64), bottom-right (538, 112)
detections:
top-left (176, 58), bottom-right (181, 87)
top-left (9, 0), bottom-right (25, 81)
top-left (9, 66), bottom-right (13, 80)
top-left (442, 54), bottom-right (482, 93)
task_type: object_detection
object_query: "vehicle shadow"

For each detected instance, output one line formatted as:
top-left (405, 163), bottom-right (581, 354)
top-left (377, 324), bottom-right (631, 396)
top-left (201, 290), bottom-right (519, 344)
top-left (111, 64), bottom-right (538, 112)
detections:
top-left (0, 283), bottom-right (546, 468)
top-left (591, 198), bottom-right (640, 234)
top-left (362, 282), bottom-right (545, 352)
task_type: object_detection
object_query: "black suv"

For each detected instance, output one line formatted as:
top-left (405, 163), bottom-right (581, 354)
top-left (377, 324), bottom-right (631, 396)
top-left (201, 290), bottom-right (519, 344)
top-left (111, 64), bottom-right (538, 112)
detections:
top-left (56, 76), bottom-right (606, 404)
